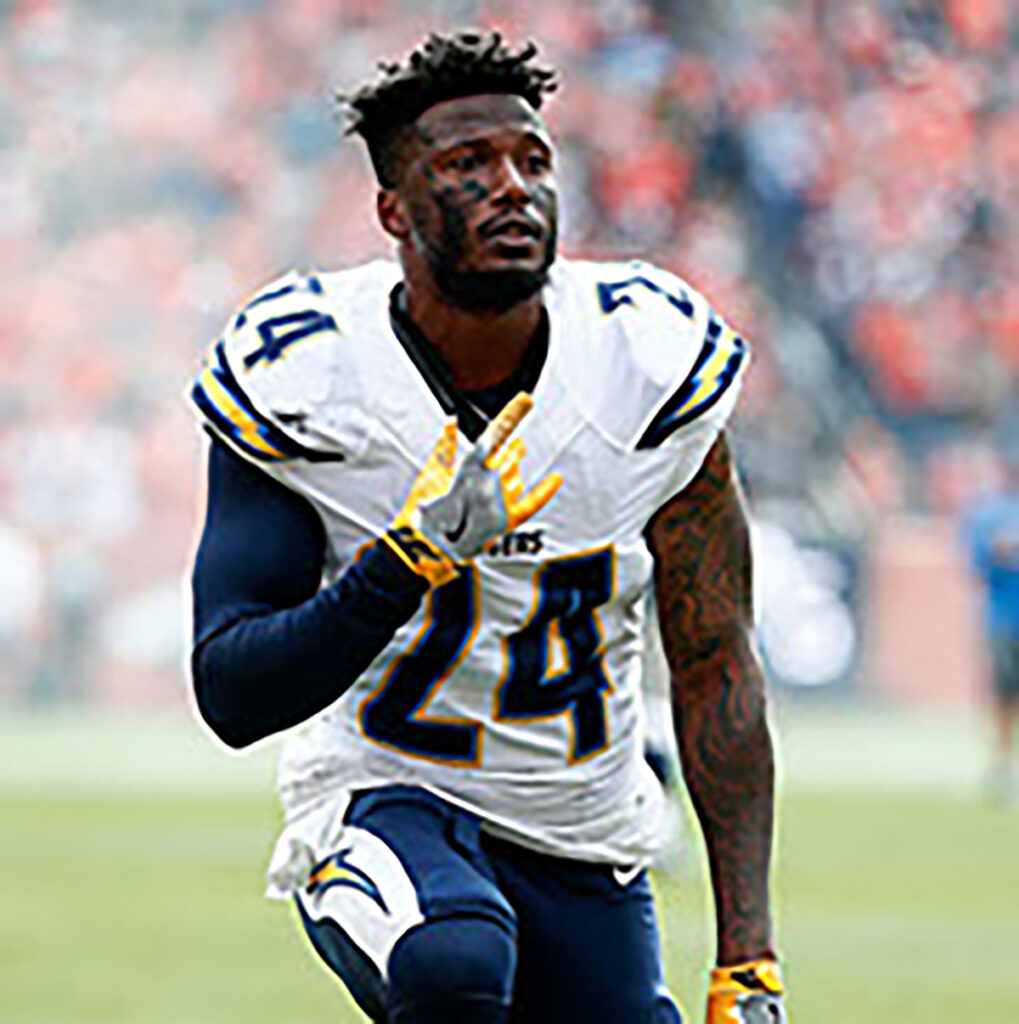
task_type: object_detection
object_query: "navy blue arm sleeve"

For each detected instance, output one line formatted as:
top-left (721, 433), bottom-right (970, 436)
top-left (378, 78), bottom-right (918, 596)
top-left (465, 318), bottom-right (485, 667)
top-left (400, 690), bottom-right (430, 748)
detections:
top-left (191, 438), bottom-right (427, 749)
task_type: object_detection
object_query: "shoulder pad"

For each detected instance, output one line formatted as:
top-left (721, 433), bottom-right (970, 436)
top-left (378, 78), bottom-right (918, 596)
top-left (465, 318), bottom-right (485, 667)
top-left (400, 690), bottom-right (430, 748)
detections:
top-left (569, 260), bottom-right (749, 449)
top-left (190, 270), bottom-right (363, 465)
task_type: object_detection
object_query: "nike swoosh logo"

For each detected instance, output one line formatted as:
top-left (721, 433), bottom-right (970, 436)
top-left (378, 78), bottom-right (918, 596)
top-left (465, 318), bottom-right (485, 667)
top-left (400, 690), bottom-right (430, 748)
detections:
top-left (444, 508), bottom-right (469, 543)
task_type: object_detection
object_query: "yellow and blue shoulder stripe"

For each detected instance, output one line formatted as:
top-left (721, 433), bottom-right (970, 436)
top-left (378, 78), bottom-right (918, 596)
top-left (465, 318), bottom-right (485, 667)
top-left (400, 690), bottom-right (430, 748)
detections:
top-left (191, 341), bottom-right (344, 464)
top-left (636, 313), bottom-right (749, 449)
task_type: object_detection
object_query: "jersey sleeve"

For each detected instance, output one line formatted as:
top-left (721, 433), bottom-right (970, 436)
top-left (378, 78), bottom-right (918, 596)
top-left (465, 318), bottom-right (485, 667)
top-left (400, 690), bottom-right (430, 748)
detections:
top-left (189, 271), bottom-right (350, 467)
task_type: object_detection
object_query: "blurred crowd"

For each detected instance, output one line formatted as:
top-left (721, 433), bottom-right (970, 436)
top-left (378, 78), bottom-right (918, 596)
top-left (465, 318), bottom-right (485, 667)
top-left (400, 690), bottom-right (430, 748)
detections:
top-left (0, 0), bottom-right (1016, 705)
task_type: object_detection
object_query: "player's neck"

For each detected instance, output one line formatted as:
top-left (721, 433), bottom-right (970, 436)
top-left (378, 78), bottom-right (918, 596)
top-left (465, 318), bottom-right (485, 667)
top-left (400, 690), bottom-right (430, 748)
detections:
top-left (401, 280), bottom-right (544, 392)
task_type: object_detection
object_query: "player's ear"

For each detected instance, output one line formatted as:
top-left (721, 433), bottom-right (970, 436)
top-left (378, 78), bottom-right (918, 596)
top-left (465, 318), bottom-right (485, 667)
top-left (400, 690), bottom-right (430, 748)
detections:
top-left (378, 189), bottom-right (411, 242)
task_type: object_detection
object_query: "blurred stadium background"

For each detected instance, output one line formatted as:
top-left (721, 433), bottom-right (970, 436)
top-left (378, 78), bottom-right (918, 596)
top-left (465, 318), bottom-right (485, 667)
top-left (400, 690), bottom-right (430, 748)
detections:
top-left (2, 0), bottom-right (1018, 1020)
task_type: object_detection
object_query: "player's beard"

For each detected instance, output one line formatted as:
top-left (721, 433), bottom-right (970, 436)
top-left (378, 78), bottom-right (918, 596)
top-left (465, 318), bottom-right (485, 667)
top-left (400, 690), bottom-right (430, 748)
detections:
top-left (417, 191), bottom-right (557, 314)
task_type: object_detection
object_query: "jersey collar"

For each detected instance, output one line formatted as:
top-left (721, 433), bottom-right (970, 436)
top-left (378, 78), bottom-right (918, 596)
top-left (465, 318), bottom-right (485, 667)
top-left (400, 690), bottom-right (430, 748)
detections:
top-left (388, 284), bottom-right (550, 443)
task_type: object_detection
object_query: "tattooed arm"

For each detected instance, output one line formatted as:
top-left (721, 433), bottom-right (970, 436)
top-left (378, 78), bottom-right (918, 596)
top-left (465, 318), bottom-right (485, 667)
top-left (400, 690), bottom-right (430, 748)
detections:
top-left (646, 433), bottom-right (776, 966)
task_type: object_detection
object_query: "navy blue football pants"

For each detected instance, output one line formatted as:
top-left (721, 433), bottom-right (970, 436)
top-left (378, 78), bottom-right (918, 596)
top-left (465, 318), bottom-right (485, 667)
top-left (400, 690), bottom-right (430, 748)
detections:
top-left (295, 785), bottom-right (682, 1024)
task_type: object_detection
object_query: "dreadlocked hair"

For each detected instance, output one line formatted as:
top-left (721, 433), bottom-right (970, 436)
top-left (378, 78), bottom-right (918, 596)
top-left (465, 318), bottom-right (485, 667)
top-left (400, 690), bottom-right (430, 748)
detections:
top-left (343, 30), bottom-right (558, 188)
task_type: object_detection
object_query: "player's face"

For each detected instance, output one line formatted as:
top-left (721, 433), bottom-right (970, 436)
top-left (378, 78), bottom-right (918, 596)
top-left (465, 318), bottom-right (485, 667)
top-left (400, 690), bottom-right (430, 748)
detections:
top-left (397, 93), bottom-right (558, 312)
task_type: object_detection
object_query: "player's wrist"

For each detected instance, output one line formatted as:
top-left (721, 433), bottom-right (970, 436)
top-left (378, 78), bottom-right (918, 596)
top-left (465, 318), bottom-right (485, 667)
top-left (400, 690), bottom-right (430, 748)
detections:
top-left (381, 525), bottom-right (461, 589)
top-left (714, 943), bottom-right (778, 969)
top-left (715, 923), bottom-right (776, 969)
top-left (710, 956), bottom-right (782, 983)
top-left (363, 539), bottom-right (432, 599)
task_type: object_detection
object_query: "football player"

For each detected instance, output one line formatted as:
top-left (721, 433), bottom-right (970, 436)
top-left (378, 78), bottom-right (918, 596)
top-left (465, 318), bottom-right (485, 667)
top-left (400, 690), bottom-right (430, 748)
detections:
top-left (189, 31), bottom-right (787, 1024)
top-left (965, 447), bottom-right (1019, 803)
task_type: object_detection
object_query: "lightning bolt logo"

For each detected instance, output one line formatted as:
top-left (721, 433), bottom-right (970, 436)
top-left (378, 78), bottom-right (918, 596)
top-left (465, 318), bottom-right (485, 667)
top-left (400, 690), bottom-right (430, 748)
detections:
top-left (306, 848), bottom-right (390, 915)
top-left (635, 315), bottom-right (748, 449)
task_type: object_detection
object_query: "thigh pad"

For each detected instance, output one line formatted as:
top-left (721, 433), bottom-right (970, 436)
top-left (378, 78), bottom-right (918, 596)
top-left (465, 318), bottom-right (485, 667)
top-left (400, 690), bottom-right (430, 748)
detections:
top-left (297, 786), bottom-right (516, 979)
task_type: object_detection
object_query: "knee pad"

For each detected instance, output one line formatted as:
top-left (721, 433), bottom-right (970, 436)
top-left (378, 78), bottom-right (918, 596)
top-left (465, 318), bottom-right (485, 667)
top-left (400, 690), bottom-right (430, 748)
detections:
top-left (387, 915), bottom-right (516, 1024)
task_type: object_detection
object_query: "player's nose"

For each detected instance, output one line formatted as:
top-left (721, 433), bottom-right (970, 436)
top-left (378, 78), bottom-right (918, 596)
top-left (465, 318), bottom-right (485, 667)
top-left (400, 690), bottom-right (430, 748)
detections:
top-left (489, 155), bottom-right (531, 206)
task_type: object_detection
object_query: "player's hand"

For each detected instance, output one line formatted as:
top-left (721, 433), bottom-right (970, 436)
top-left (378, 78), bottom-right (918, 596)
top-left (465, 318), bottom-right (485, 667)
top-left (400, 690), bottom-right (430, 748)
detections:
top-left (706, 959), bottom-right (787, 1023)
top-left (384, 393), bottom-right (562, 587)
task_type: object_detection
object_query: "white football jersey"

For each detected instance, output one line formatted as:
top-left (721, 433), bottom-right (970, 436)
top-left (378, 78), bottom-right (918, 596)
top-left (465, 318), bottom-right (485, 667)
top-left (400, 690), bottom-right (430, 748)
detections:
top-left (192, 257), bottom-right (748, 874)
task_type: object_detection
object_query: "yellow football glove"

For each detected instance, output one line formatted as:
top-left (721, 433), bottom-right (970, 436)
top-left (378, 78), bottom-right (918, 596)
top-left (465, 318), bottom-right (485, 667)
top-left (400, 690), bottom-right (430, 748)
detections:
top-left (383, 393), bottom-right (562, 588)
top-left (707, 959), bottom-right (787, 1024)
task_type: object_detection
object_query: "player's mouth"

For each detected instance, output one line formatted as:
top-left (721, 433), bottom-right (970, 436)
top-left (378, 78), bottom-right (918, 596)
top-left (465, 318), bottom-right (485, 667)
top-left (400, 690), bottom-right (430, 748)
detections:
top-left (477, 217), bottom-right (545, 263)
top-left (479, 215), bottom-right (544, 242)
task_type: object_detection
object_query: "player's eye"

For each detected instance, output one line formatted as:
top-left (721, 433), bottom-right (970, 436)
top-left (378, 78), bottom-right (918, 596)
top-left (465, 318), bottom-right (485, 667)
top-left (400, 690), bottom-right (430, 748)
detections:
top-left (448, 152), bottom-right (484, 172)
top-left (526, 151), bottom-right (551, 174)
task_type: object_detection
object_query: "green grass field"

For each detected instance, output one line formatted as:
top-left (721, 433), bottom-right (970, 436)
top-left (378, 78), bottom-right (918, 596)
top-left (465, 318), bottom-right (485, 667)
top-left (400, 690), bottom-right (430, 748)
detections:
top-left (2, 708), bottom-right (1018, 1023)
